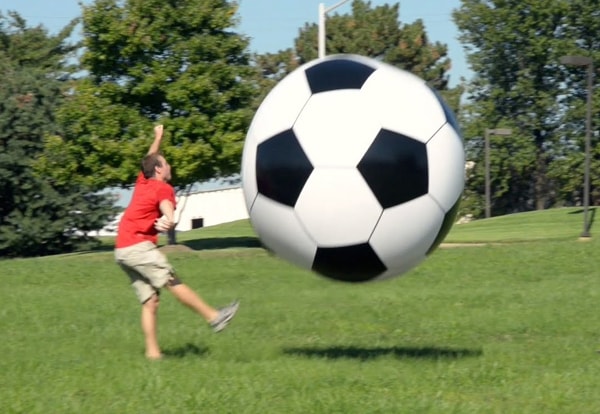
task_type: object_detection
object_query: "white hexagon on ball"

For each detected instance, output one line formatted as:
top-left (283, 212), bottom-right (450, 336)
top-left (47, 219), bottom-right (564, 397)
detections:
top-left (250, 194), bottom-right (317, 270)
top-left (369, 195), bottom-right (445, 280)
top-left (294, 90), bottom-right (381, 168)
top-left (294, 168), bottom-right (382, 247)
top-left (426, 123), bottom-right (465, 210)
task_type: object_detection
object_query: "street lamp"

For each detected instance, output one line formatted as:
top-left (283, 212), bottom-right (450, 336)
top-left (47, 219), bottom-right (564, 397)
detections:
top-left (560, 55), bottom-right (594, 238)
top-left (485, 128), bottom-right (513, 218)
top-left (318, 0), bottom-right (351, 58)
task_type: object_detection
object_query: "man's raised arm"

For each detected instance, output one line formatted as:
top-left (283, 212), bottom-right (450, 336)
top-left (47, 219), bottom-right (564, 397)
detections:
top-left (147, 124), bottom-right (164, 155)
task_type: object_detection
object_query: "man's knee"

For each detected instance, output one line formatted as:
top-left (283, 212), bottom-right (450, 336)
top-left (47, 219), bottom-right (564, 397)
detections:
top-left (143, 293), bottom-right (160, 310)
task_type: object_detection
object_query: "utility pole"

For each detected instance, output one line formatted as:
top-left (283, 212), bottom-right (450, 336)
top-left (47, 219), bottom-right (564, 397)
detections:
top-left (318, 0), bottom-right (351, 58)
top-left (560, 55), bottom-right (594, 238)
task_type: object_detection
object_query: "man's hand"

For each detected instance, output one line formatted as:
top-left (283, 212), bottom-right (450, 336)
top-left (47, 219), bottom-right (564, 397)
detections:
top-left (154, 215), bottom-right (174, 233)
top-left (148, 124), bottom-right (164, 155)
top-left (154, 124), bottom-right (164, 139)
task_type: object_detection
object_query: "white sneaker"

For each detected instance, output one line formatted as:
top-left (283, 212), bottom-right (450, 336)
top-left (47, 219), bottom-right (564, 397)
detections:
top-left (210, 300), bottom-right (240, 332)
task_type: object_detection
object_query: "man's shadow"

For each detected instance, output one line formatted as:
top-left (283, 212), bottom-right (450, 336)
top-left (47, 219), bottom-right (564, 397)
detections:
top-left (181, 236), bottom-right (262, 251)
top-left (283, 345), bottom-right (482, 361)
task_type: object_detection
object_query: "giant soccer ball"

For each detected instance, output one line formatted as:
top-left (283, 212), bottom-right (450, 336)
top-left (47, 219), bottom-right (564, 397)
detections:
top-left (242, 54), bottom-right (464, 282)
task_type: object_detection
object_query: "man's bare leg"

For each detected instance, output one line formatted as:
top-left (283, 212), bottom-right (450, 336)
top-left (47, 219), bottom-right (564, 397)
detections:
top-left (166, 279), bottom-right (219, 322)
top-left (141, 294), bottom-right (162, 360)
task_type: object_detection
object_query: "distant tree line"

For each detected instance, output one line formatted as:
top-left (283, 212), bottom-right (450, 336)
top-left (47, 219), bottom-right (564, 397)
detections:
top-left (454, 0), bottom-right (599, 217)
top-left (0, 0), bottom-right (598, 257)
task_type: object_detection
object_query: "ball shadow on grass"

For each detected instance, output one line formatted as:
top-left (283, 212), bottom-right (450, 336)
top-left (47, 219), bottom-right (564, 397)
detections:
top-left (282, 345), bottom-right (482, 361)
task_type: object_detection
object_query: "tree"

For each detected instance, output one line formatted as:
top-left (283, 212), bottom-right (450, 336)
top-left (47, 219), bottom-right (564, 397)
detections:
top-left (253, 0), bottom-right (463, 114)
top-left (36, 0), bottom-right (258, 244)
top-left (39, 0), bottom-right (256, 189)
top-left (453, 0), bottom-right (599, 216)
top-left (0, 12), bottom-right (117, 257)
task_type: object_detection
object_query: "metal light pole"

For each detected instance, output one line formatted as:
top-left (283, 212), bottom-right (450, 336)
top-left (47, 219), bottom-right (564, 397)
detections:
top-left (560, 55), bottom-right (594, 238)
top-left (485, 128), bottom-right (512, 218)
top-left (318, 0), bottom-right (351, 58)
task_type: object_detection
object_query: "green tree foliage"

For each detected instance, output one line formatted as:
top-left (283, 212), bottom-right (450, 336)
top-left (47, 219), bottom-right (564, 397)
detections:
top-left (0, 13), bottom-right (117, 257)
top-left (38, 0), bottom-right (256, 191)
top-left (254, 0), bottom-right (463, 113)
top-left (550, 1), bottom-right (600, 206)
top-left (454, 0), bottom-right (599, 216)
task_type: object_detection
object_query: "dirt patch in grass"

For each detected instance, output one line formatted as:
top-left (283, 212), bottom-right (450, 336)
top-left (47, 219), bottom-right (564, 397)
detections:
top-left (439, 243), bottom-right (488, 248)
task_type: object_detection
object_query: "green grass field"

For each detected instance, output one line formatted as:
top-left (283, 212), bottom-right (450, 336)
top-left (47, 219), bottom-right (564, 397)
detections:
top-left (2, 207), bottom-right (600, 413)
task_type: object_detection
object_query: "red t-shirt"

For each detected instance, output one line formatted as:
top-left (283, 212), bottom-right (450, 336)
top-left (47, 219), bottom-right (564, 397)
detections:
top-left (116, 172), bottom-right (177, 248)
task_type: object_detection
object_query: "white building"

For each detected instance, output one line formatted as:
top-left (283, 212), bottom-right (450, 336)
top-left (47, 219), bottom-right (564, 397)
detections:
top-left (173, 186), bottom-right (249, 231)
top-left (97, 186), bottom-right (249, 236)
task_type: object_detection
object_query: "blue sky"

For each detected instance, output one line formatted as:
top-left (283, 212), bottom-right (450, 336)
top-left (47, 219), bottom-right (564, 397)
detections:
top-left (1, 0), bottom-right (469, 87)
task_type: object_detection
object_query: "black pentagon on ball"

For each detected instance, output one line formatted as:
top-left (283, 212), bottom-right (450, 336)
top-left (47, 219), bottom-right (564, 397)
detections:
top-left (426, 196), bottom-right (461, 255)
top-left (312, 243), bottom-right (387, 282)
top-left (357, 129), bottom-right (428, 209)
top-left (305, 58), bottom-right (376, 94)
top-left (256, 129), bottom-right (314, 207)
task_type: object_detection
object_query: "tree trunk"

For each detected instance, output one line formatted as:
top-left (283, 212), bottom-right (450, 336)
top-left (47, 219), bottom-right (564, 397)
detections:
top-left (534, 131), bottom-right (548, 210)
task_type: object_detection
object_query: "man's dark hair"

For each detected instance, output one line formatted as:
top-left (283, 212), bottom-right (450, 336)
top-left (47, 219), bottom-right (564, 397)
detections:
top-left (142, 153), bottom-right (163, 178)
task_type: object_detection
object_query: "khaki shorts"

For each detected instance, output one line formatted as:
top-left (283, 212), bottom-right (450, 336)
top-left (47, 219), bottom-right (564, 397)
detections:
top-left (115, 241), bottom-right (174, 304)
